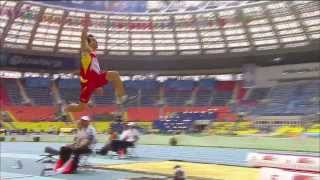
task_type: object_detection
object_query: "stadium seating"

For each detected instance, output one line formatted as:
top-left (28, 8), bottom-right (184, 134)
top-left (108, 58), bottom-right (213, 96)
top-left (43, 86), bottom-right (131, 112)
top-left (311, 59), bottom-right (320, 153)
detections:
top-left (232, 87), bottom-right (270, 113)
top-left (23, 77), bottom-right (53, 105)
top-left (194, 79), bottom-right (215, 106)
top-left (211, 81), bottom-right (235, 106)
top-left (246, 87), bottom-right (271, 101)
top-left (253, 80), bottom-right (319, 115)
top-left (58, 79), bottom-right (81, 104)
top-left (93, 80), bottom-right (160, 106)
top-left (4, 78), bottom-right (317, 123)
top-left (0, 77), bottom-right (237, 122)
top-left (1, 78), bottom-right (23, 105)
top-left (139, 80), bottom-right (160, 106)
top-left (123, 80), bottom-right (141, 107)
top-left (235, 83), bottom-right (247, 102)
top-left (93, 84), bottom-right (116, 105)
top-left (164, 79), bottom-right (194, 106)
top-left (288, 80), bottom-right (320, 115)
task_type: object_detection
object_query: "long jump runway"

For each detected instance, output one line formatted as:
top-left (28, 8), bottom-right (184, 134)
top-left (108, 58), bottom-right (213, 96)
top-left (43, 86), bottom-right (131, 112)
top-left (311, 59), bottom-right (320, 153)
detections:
top-left (0, 142), bottom-right (316, 180)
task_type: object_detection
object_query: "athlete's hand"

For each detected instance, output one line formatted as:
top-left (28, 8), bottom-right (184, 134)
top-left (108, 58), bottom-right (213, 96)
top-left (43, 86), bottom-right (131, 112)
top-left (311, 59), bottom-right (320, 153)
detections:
top-left (81, 16), bottom-right (92, 28)
top-left (80, 77), bottom-right (88, 83)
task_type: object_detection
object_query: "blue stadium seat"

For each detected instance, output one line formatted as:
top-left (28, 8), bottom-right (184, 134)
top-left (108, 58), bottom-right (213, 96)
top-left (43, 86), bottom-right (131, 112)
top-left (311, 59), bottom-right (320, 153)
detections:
top-left (24, 77), bottom-right (53, 105)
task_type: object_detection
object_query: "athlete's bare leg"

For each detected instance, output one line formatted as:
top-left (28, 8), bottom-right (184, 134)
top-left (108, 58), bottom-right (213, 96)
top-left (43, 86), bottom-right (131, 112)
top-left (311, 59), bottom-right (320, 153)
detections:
top-left (106, 71), bottom-right (126, 101)
top-left (64, 102), bottom-right (87, 112)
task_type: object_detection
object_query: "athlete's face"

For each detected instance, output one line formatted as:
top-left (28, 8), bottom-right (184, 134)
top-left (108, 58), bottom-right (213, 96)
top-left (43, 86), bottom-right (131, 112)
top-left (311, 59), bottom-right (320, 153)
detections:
top-left (88, 37), bottom-right (98, 50)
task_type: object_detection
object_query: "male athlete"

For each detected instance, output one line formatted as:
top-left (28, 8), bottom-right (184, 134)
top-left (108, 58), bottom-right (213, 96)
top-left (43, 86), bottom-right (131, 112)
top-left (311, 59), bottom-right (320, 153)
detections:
top-left (64, 18), bottom-right (134, 112)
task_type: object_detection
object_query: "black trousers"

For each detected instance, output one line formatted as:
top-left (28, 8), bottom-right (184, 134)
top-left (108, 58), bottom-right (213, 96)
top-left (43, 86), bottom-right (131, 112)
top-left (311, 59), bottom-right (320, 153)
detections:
top-left (99, 140), bottom-right (134, 155)
top-left (59, 146), bottom-right (91, 170)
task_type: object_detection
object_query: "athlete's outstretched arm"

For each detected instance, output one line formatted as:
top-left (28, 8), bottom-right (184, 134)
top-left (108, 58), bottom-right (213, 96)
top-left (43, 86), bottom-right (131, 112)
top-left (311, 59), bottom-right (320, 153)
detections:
top-left (80, 22), bottom-right (92, 53)
top-left (64, 21), bottom-right (92, 113)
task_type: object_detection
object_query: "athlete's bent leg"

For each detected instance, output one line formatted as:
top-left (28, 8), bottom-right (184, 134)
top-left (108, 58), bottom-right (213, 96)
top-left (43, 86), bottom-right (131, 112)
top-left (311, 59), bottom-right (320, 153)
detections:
top-left (64, 102), bottom-right (87, 112)
top-left (106, 71), bottom-right (126, 102)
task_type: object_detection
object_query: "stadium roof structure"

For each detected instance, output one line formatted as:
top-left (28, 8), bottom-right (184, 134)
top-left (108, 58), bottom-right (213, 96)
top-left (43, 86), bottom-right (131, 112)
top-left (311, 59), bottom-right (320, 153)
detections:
top-left (31, 1), bottom-right (257, 13)
top-left (0, 1), bottom-right (319, 74)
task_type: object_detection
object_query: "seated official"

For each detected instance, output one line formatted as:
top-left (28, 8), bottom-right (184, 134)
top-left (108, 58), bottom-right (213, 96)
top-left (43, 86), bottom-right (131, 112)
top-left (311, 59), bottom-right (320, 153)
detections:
top-left (98, 122), bottom-right (140, 156)
top-left (54, 116), bottom-right (97, 174)
top-left (97, 129), bottom-right (118, 155)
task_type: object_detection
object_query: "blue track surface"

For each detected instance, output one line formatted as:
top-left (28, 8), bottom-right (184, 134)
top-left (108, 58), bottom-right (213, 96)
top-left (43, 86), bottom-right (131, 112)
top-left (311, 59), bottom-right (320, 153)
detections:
top-left (1, 142), bottom-right (249, 166)
top-left (0, 142), bottom-right (317, 180)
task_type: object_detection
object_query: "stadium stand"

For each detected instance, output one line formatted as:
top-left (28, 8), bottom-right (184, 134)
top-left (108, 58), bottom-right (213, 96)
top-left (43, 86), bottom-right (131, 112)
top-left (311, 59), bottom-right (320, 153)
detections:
top-left (246, 87), bottom-right (271, 102)
top-left (57, 79), bottom-right (81, 104)
top-left (164, 79), bottom-right (194, 106)
top-left (1, 78), bottom-right (23, 105)
top-left (93, 79), bottom-right (160, 106)
top-left (123, 80), bottom-right (141, 107)
top-left (253, 80), bottom-right (319, 116)
top-left (194, 79), bottom-right (215, 106)
top-left (211, 81), bottom-right (236, 106)
top-left (290, 80), bottom-right (320, 115)
top-left (23, 77), bottom-right (54, 105)
top-left (93, 84), bottom-right (116, 105)
top-left (1, 78), bottom-right (318, 123)
top-left (235, 82), bottom-right (247, 102)
top-left (139, 80), bottom-right (160, 106)
top-left (233, 87), bottom-right (271, 114)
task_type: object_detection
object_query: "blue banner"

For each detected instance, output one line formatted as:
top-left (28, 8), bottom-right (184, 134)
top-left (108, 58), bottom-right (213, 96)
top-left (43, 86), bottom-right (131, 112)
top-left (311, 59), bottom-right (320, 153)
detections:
top-left (0, 52), bottom-right (76, 70)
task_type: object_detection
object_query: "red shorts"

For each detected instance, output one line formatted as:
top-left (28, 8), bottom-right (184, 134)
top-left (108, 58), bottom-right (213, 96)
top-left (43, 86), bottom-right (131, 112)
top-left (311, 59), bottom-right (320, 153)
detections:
top-left (80, 72), bottom-right (108, 103)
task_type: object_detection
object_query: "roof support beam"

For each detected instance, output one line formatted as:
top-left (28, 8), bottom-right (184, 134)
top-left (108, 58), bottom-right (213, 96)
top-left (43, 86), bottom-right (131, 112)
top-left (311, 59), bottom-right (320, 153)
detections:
top-left (236, 9), bottom-right (255, 53)
top-left (263, 4), bottom-right (283, 49)
top-left (150, 16), bottom-right (156, 56)
top-left (214, 11), bottom-right (229, 53)
top-left (170, 15), bottom-right (179, 55)
top-left (128, 18), bottom-right (133, 56)
top-left (287, 1), bottom-right (311, 41)
top-left (193, 14), bottom-right (204, 55)
top-left (104, 15), bottom-right (110, 55)
top-left (53, 11), bottom-right (68, 53)
top-left (27, 7), bottom-right (45, 50)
